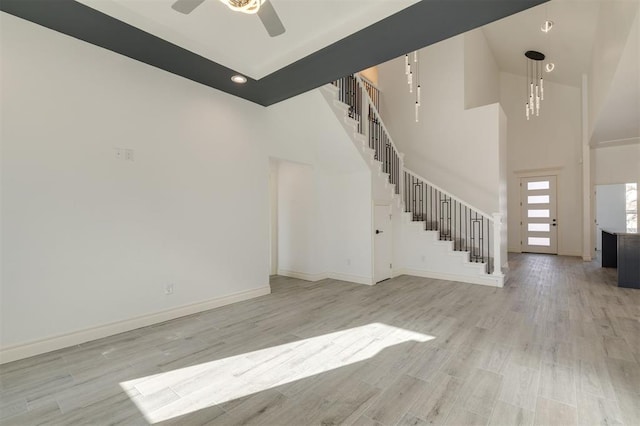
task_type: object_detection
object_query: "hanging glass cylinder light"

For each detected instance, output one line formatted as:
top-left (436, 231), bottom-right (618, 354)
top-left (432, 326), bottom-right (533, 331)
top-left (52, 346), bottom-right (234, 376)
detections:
top-left (403, 51), bottom-right (421, 122)
top-left (414, 50), bottom-right (420, 122)
top-left (524, 50), bottom-right (545, 120)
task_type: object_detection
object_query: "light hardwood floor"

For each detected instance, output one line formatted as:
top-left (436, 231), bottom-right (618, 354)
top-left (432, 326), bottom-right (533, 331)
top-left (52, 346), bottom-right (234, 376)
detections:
top-left (1, 254), bottom-right (639, 425)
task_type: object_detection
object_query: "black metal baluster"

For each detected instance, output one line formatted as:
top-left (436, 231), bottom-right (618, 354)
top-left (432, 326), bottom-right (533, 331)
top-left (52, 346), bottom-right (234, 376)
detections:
top-left (470, 211), bottom-right (474, 260)
top-left (396, 154), bottom-right (400, 193)
top-left (481, 216), bottom-right (484, 264)
top-left (428, 186), bottom-right (431, 230)
top-left (439, 193), bottom-right (443, 239)
top-left (391, 151), bottom-right (395, 191)
top-left (405, 172), bottom-right (409, 212)
top-left (454, 200), bottom-right (458, 249)
top-left (457, 201), bottom-right (460, 250)
top-left (412, 176), bottom-right (417, 219)
top-left (376, 121), bottom-right (379, 161)
top-left (448, 196), bottom-right (452, 240)
top-left (358, 82), bottom-right (362, 133)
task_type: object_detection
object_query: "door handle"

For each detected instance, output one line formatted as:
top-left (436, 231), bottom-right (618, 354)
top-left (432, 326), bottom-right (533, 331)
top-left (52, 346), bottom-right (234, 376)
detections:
top-left (376, 230), bottom-right (383, 234)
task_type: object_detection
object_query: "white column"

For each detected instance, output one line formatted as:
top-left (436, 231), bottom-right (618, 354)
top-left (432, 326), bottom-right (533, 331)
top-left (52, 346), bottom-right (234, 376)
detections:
top-left (492, 212), bottom-right (504, 277)
top-left (581, 74), bottom-right (593, 261)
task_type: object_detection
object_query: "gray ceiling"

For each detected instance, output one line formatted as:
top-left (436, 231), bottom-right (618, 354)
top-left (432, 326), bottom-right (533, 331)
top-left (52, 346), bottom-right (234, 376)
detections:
top-left (1, 0), bottom-right (548, 106)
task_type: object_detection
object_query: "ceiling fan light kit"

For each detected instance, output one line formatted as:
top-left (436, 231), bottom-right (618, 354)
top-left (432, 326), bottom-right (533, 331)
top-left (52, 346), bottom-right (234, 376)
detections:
top-left (219, 0), bottom-right (264, 14)
top-left (171, 0), bottom-right (285, 37)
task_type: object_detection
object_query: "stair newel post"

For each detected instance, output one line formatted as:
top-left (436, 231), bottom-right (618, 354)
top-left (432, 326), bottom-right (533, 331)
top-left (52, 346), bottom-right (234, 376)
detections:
top-left (492, 212), bottom-right (504, 277)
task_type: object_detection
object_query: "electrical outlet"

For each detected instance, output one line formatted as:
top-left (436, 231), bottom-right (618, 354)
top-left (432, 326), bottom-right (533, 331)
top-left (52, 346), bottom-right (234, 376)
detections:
top-left (421, 255), bottom-right (426, 262)
top-left (165, 284), bottom-right (174, 295)
top-left (114, 148), bottom-right (123, 160)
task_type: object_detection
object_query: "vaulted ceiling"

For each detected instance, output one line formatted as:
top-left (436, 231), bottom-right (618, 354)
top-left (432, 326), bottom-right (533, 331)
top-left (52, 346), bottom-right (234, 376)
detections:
top-left (482, 0), bottom-right (601, 88)
top-left (480, 0), bottom-right (639, 146)
top-left (0, 0), bottom-right (546, 106)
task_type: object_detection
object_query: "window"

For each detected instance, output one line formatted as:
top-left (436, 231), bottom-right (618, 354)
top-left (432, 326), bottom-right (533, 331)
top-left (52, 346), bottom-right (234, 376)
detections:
top-left (528, 237), bottom-right (550, 246)
top-left (528, 195), bottom-right (550, 204)
top-left (527, 181), bottom-right (550, 190)
top-left (528, 223), bottom-right (550, 232)
top-left (528, 209), bottom-right (550, 218)
top-left (626, 183), bottom-right (637, 233)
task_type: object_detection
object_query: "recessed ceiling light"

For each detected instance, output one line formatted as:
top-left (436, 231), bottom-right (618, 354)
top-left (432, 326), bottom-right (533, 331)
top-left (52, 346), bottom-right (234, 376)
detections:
top-left (545, 63), bottom-right (555, 73)
top-left (231, 75), bottom-right (247, 84)
top-left (541, 20), bottom-right (553, 33)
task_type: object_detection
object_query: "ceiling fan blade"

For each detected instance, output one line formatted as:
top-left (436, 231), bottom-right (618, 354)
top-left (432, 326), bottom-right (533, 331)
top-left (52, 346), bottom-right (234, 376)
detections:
top-left (171, 0), bottom-right (206, 14)
top-left (257, 1), bottom-right (285, 37)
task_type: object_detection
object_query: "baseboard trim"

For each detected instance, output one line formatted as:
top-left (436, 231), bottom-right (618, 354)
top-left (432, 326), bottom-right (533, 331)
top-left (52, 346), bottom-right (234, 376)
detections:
top-left (327, 272), bottom-right (374, 286)
top-left (0, 286), bottom-right (271, 365)
top-left (278, 269), bottom-right (374, 286)
top-left (399, 268), bottom-right (504, 288)
top-left (560, 251), bottom-right (583, 257)
top-left (277, 269), bottom-right (328, 282)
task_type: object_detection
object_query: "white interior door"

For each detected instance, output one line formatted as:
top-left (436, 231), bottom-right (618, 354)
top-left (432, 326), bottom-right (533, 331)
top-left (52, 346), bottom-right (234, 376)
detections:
top-left (521, 176), bottom-right (558, 254)
top-left (595, 184), bottom-right (627, 251)
top-left (374, 205), bottom-right (392, 283)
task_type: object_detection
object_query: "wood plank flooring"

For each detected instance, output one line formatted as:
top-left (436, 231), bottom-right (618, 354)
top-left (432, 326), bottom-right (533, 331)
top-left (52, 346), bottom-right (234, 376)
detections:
top-left (1, 253), bottom-right (639, 425)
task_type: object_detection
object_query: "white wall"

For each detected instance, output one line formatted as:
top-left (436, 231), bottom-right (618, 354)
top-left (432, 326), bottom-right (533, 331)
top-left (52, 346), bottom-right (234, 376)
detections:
top-left (0, 13), bottom-right (375, 357)
top-left (1, 14), bottom-right (270, 349)
top-left (594, 144), bottom-right (640, 186)
top-left (377, 34), bottom-right (503, 216)
top-left (595, 184), bottom-right (627, 251)
top-left (327, 171), bottom-right (373, 280)
top-left (500, 72), bottom-right (583, 256)
top-left (589, 0), bottom-right (640, 138)
top-left (276, 162), bottom-right (323, 276)
top-left (593, 143), bottom-right (640, 234)
top-left (275, 162), bottom-right (373, 283)
top-left (264, 87), bottom-right (374, 285)
top-left (464, 29), bottom-right (500, 109)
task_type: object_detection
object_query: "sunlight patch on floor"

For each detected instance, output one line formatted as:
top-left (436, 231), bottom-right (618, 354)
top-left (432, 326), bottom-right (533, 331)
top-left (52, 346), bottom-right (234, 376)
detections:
top-left (120, 323), bottom-right (434, 423)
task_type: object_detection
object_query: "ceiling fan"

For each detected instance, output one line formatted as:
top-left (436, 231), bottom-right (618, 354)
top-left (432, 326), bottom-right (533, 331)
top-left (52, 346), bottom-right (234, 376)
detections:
top-left (171, 0), bottom-right (286, 37)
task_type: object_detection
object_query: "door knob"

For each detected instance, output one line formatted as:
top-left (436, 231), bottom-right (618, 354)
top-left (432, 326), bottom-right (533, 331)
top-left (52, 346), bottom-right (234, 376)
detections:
top-left (376, 230), bottom-right (383, 234)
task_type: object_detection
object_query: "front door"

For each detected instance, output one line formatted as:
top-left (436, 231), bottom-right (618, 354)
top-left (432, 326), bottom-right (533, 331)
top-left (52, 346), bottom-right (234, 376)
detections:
top-left (374, 205), bottom-right (392, 283)
top-left (520, 175), bottom-right (558, 254)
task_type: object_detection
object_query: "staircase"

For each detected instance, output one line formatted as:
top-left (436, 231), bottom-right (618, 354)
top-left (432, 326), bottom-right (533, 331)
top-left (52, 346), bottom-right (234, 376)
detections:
top-left (319, 74), bottom-right (505, 287)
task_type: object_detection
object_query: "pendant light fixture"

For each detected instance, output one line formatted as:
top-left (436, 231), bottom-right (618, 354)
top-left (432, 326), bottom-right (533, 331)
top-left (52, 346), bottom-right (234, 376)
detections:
top-left (524, 50), bottom-right (545, 120)
top-left (405, 51), bottom-right (421, 122)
